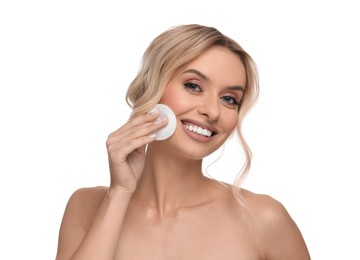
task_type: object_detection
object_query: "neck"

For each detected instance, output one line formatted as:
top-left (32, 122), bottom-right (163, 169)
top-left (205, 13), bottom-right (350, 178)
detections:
top-left (131, 143), bottom-right (211, 217)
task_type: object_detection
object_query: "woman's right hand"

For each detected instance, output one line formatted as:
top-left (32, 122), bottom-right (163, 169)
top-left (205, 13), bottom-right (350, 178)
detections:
top-left (106, 109), bottom-right (167, 193)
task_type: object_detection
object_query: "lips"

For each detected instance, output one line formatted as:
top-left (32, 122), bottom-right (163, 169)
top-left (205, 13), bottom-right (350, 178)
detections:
top-left (181, 120), bottom-right (217, 138)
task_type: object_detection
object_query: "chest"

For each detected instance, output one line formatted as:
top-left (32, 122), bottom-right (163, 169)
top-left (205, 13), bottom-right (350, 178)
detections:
top-left (114, 209), bottom-right (261, 260)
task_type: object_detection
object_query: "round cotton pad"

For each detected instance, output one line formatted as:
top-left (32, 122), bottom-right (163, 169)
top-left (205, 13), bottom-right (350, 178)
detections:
top-left (153, 104), bottom-right (177, 140)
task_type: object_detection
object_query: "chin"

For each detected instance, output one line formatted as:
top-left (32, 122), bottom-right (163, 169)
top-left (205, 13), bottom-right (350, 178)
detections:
top-left (180, 144), bottom-right (223, 161)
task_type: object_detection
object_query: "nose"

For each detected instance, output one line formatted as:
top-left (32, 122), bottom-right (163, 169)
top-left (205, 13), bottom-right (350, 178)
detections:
top-left (197, 95), bottom-right (220, 121)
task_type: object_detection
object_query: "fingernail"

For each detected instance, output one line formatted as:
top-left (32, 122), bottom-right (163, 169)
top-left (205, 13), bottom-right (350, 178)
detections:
top-left (154, 117), bottom-right (167, 125)
top-left (154, 118), bottom-right (162, 125)
top-left (148, 133), bottom-right (156, 138)
top-left (148, 108), bottom-right (159, 115)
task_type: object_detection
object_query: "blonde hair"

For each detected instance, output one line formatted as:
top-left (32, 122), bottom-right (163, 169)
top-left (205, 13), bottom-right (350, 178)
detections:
top-left (126, 24), bottom-right (259, 201)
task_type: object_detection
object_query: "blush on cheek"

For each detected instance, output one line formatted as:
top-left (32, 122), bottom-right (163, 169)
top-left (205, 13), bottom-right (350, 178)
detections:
top-left (166, 99), bottom-right (189, 113)
top-left (160, 85), bottom-right (190, 113)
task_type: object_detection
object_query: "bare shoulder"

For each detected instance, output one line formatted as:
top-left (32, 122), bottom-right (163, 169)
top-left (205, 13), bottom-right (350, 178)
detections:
top-left (65, 186), bottom-right (108, 225)
top-left (68, 186), bottom-right (108, 211)
top-left (56, 186), bottom-right (108, 259)
top-left (241, 189), bottom-right (290, 223)
top-left (240, 189), bottom-right (311, 259)
top-left (60, 185), bottom-right (109, 229)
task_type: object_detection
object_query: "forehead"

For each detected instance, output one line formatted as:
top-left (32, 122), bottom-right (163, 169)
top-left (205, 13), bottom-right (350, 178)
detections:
top-left (181, 46), bottom-right (246, 87)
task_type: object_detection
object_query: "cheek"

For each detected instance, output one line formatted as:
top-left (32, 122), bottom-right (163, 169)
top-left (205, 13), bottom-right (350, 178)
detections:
top-left (160, 84), bottom-right (189, 113)
top-left (225, 113), bottom-right (239, 131)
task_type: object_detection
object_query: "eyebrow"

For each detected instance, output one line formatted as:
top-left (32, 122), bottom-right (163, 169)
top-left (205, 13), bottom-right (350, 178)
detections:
top-left (183, 69), bottom-right (209, 81)
top-left (182, 69), bottom-right (245, 92)
top-left (227, 86), bottom-right (245, 92)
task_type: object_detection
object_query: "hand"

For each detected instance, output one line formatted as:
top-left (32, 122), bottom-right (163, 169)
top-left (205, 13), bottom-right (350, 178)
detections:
top-left (106, 110), bottom-right (167, 193)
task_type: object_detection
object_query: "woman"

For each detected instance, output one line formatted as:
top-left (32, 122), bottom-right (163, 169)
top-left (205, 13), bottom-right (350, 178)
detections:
top-left (56, 24), bottom-right (310, 260)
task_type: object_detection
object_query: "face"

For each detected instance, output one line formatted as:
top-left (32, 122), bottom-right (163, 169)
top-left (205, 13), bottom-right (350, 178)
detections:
top-left (159, 46), bottom-right (246, 159)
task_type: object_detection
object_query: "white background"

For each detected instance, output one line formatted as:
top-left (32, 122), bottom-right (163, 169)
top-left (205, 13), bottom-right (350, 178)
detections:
top-left (1, 0), bottom-right (359, 259)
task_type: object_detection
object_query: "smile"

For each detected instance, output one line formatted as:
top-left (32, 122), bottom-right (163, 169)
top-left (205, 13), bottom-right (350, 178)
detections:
top-left (183, 123), bottom-right (213, 137)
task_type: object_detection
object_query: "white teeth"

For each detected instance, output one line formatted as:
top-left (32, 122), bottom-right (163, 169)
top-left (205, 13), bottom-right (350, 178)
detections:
top-left (184, 124), bottom-right (213, 137)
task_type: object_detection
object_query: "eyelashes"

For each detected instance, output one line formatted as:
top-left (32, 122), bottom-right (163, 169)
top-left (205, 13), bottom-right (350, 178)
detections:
top-left (184, 82), bottom-right (201, 92)
top-left (183, 82), bottom-right (241, 108)
top-left (220, 96), bottom-right (240, 106)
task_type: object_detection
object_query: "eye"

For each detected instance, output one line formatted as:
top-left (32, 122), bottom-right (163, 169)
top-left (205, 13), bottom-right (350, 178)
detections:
top-left (220, 96), bottom-right (240, 108)
top-left (184, 82), bottom-right (202, 92)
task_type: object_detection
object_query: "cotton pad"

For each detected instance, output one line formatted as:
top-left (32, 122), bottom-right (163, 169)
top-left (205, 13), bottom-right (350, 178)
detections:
top-left (153, 104), bottom-right (177, 140)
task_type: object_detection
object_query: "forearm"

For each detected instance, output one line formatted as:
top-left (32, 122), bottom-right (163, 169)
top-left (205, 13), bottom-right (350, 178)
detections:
top-left (70, 188), bottom-right (132, 260)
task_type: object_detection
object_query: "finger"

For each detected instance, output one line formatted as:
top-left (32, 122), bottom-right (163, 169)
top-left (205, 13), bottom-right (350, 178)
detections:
top-left (106, 116), bottom-right (168, 158)
top-left (107, 135), bottom-right (156, 161)
top-left (110, 110), bottom-right (160, 137)
top-left (107, 116), bottom-right (168, 147)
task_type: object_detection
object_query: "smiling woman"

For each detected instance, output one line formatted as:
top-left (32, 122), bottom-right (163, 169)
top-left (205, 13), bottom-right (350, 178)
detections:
top-left (55, 24), bottom-right (311, 260)
top-left (159, 46), bottom-right (245, 158)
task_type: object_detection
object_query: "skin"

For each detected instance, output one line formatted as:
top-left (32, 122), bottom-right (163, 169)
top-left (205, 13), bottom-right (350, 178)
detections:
top-left (56, 46), bottom-right (311, 260)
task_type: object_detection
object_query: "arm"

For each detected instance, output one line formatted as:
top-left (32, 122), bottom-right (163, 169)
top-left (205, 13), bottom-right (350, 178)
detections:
top-left (56, 109), bottom-right (167, 260)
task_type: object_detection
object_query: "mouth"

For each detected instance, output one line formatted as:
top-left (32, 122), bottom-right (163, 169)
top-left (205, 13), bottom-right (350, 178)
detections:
top-left (181, 121), bottom-right (217, 138)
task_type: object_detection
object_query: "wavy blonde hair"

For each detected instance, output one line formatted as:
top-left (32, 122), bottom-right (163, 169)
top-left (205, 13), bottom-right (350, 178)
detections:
top-left (126, 24), bottom-right (259, 201)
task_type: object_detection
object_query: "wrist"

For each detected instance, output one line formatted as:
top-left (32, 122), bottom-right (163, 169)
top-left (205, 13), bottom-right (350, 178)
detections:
top-left (107, 185), bottom-right (135, 200)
